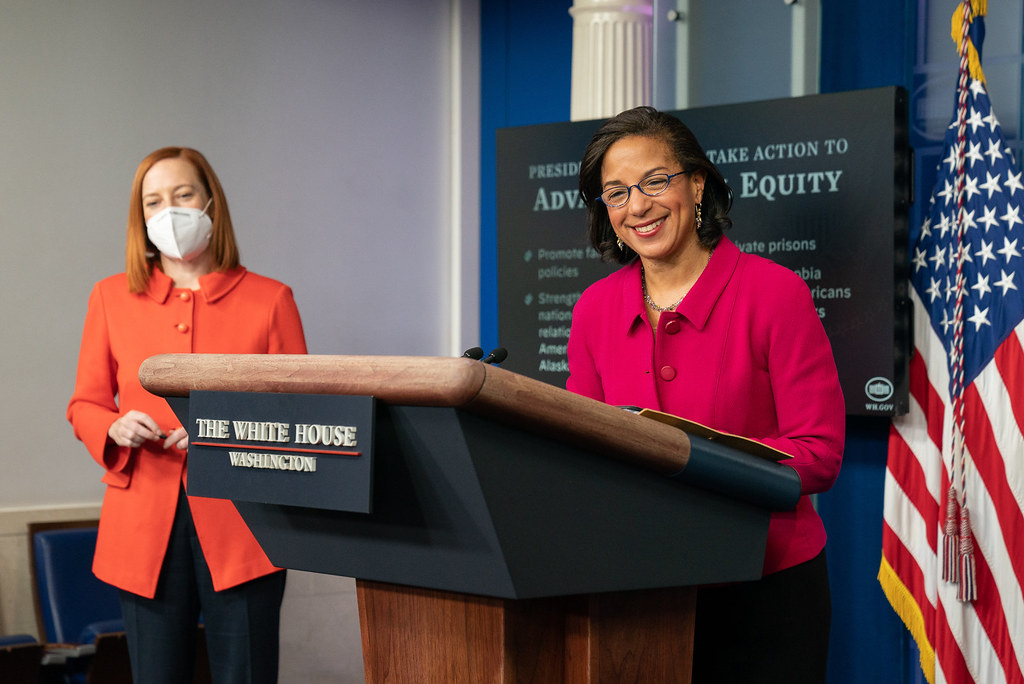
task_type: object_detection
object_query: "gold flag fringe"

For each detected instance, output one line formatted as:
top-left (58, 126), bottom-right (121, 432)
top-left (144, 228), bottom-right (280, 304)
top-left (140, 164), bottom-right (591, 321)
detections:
top-left (878, 557), bottom-right (936, 684)
top-left (951, 0), bottom-right (988, 85)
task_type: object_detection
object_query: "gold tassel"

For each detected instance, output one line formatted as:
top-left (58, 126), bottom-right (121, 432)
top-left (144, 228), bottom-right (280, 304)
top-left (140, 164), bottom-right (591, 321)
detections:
top-left (951, 0), bottom-right (989, 85)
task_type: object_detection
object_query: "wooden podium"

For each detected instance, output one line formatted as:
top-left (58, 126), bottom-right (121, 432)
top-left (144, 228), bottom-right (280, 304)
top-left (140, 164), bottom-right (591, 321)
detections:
top-left (140, 354), bottom-right (800, 684)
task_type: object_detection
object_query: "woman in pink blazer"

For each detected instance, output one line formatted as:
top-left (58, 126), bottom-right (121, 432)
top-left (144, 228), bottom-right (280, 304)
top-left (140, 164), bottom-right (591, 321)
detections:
top-left (68, 147), bottom-right (306, 684)
top-left (568, 107), bottom-right (845, 683)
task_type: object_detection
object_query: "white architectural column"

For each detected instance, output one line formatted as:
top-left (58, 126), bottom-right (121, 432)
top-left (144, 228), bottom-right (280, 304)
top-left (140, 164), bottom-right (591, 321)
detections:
top-left (789, 0), bottom-right (820, 97)
top-left (569, 0), bottom-right (654, 121)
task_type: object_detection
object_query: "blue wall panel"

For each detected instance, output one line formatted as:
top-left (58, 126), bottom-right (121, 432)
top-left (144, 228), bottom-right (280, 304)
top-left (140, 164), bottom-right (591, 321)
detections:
top-left (819, 3), bottom-right (920, 683)
top-left (480, 0), bottom-right (573, 352)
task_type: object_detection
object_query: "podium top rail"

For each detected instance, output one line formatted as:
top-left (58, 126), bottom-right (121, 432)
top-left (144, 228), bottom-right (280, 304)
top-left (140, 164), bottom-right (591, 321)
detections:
top-left (139, 354), bottom-right (693, 476)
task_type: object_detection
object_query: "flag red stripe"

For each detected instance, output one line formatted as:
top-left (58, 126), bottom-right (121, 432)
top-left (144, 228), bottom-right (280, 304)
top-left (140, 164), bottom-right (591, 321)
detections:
top-left (935, 599), bottom-right (975, 684)
top-left (963, 384), bottom-right (1024, 597)
top-left (993, 329), bottom-right (1024, 430)
top-left (909, 348), bottom-right (946, 451)
top-left (969, 543), bottom-right (1024, 684)
top-left (882, 520), bottom-right (936, 630)
top-left (887, 426), bottom-right (939, 552)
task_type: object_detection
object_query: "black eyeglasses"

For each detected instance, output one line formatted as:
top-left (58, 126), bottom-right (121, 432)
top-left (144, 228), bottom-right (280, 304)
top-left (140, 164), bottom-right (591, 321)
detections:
top-left (597, 171), bottom-right (689, 208)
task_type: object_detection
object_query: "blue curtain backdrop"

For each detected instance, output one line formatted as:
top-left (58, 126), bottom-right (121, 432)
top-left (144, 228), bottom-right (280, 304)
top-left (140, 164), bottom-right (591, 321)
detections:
top-left (818, 3), bottom-right (919, 683)
top-left (480, 1), bottom-right (919, 681)
top-left (479, 0), bottom-right (574, 355)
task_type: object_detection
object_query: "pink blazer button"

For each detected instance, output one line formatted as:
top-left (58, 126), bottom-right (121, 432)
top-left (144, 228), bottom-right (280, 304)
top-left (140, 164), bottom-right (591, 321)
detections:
top-left (664, 319), bottom-right (681, 334)
top-left (659, 365), bottom-right (677, 381)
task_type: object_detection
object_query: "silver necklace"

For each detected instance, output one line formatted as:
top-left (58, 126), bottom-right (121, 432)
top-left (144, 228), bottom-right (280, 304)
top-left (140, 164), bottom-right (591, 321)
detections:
top-left (641, 249), bottom-right (713, 313)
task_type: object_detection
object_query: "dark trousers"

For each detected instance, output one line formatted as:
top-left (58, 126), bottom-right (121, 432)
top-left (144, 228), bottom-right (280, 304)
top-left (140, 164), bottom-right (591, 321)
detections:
top-left (691, 550), bottom-right (831, 684)
top-left (119, 488), bottom-right (286, 684)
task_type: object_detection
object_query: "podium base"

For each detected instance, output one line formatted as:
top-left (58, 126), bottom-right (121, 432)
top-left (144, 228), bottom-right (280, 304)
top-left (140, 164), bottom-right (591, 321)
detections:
top-left (357, 579), bottom-right (695, 683)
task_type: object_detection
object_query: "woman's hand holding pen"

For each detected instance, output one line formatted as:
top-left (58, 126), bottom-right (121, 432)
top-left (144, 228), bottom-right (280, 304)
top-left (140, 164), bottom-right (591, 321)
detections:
top-left (162, 427), bottom-right (188, 451)
top-left (109, 410), bottom-right (186, 450)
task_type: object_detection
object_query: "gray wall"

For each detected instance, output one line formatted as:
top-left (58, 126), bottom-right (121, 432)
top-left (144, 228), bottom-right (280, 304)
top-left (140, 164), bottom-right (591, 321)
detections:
top-left (0, 0), bottom-right (479, 509)
top-left (1, 2), bottom-right (479, 679)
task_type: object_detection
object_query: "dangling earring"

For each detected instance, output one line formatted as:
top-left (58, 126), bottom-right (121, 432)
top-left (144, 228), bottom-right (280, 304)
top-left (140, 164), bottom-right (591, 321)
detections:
top-left (695, 202), bottom-right (703, 230)
top-left (616, 237), bottom-right (624, 250)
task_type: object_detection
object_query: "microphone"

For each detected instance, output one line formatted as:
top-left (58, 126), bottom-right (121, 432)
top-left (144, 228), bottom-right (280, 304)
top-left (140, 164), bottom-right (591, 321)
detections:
top-left (480, 347), bottom-right (508, 365)
top-left (461, 346), bottom-right (484, 360)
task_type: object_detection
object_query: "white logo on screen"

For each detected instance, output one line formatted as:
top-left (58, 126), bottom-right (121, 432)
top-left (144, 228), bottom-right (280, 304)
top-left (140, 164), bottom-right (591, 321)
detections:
top-left (865, 377), bottom-right (894, 402)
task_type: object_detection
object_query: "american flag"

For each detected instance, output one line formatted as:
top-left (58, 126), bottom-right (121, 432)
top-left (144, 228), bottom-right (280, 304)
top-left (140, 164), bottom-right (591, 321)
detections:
top-left (879, 4), bottom-right (1024, 683)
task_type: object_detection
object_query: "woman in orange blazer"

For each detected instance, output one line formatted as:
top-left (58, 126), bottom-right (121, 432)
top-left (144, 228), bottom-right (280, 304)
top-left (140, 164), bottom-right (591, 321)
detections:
top-left (67, 147), bottom-right (306, 684)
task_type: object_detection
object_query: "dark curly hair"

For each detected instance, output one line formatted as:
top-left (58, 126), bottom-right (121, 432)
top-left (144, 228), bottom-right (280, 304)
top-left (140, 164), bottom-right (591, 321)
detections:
top-left (578, 106), bottom-right (733, 264)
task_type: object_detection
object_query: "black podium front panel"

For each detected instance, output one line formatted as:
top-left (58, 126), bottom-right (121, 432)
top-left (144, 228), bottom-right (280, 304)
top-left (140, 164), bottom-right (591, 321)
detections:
top-left (221, 405), bottom-right (770, 600)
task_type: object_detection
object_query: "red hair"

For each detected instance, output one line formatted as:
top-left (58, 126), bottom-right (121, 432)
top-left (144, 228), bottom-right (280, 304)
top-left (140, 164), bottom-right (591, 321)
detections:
top-left (125, 147), bottom-right (240, 293)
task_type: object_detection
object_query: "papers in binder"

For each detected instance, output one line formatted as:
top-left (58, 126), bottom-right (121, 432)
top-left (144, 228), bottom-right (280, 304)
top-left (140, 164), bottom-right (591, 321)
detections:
top-left (635, 408), bottom-right (792, 462)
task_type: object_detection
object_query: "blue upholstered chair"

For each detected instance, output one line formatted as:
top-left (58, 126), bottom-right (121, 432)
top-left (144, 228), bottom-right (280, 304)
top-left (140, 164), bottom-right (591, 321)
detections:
top-left (31, 524), bottom-right (124, 645)
top-left (30, 521), bottom-right (212, 684)
top-left (29, 521), bottom-right (130, 684)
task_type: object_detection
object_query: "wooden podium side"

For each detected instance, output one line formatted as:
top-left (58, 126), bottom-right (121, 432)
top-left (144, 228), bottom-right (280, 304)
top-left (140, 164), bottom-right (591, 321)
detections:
top-left (140, 354), bottom-right (800, 684)
top-left (357, 581), bottom-right (695, 684)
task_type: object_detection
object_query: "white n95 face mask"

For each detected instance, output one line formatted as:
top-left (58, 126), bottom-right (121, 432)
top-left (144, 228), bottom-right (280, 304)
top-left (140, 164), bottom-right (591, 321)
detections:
top-left (146, 200), bottom-right (213, 260)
